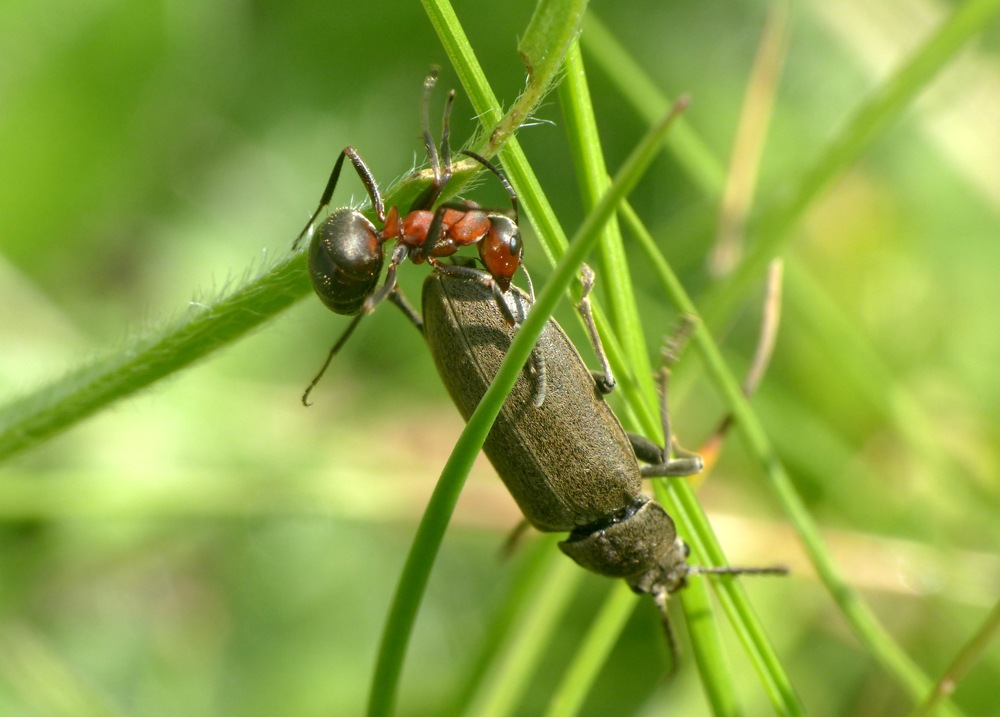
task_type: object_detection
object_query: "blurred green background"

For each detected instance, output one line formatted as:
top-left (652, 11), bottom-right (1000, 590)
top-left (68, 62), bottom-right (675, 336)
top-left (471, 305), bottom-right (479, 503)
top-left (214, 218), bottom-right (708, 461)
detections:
top-left (1, 1), bottom-right (999, 715)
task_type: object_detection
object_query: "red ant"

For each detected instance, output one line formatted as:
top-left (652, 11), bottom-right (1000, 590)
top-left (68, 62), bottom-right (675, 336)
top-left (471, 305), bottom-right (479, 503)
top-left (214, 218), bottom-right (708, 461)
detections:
top-left (293, 70), bottom-right (533, 404)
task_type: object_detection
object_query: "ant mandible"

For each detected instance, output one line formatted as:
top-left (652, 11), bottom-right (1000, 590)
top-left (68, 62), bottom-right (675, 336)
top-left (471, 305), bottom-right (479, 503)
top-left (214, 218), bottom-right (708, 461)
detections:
top-left (292, 70), bottom-right (534, 404)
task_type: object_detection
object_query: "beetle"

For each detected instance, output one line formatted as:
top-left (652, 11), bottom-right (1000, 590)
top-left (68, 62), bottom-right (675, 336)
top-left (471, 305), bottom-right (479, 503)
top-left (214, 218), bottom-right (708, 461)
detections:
top-left (419, 267), bottom-right (785, 658)
top-left (293, 70), bottom-right (535, 404)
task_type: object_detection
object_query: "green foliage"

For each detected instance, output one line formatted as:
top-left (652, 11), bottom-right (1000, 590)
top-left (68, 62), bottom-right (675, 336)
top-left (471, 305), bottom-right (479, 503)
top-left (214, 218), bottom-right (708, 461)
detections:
top-left (1, 1), bottom-right (999, 716)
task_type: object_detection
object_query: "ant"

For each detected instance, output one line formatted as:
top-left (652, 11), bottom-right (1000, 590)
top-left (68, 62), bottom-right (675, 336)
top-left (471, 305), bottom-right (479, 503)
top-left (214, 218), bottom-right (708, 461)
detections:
top-left (293, 70), bottom-right (534, 405)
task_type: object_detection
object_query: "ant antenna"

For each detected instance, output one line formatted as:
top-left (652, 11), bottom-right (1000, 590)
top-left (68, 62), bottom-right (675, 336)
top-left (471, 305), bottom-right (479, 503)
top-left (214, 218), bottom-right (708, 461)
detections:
top-left (422, 69), bottom-right (441, 184)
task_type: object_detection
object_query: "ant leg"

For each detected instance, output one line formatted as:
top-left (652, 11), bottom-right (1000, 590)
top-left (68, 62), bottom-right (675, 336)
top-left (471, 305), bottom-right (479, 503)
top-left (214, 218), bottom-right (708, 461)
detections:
top-left (455, 150), bottom-right (524, 294)
top-left (432, 261), bottom-right (520, 325)
top-left (577, 264), bottom-right (615, 394)
top-left (437, 90), bottom-right (455, 192)
top-left (293, 147), bottom-right (386, 250)
top-left (301, 244), bottom-right (410, 405)
top-left (493, 276), bottom-right (546, 408)
top-left (301, 313), bottom-right (366, 406)
top-left (299, 287), bottom-right (414, 407)
top-left (421, 69), bottom-right (441, 183)
top-left (485, 271), bottom-right (547, 407)
top-left (521, 264), bottom-right (536, 303)
top-left (496, 274), bottom-right (546, 408)
top-left (386, 286), bottom-right (423, 334)
top-left (362, 243), bottom-right (411, 312)
top-left (410, 202), bottom-right (453, 264)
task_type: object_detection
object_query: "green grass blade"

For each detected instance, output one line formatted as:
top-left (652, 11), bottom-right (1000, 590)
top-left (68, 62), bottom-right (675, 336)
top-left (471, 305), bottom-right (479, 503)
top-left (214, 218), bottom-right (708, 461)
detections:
top-left (558, 42), bottom-right (654, 392)
top-left (0, 255), bottom-right (309, 462)
top-left (557, 45), bottom-right (780, 715)
top-left (446, 536), bottom-right (561, 715)
top-left (542, 583), bottom-right (637, 717)
top-left (704, 0), bottom-right (1000, 329)
top-left (580, 12), bottom-right (726, 197)
top-left (620, 204), bottom-right (804, 717)
top-left (466, 560), bottom-right (583, 717)
top-left (624, 204), bottom-right (965, 717)
top-left (910, 597), bottom-right (1000, 717)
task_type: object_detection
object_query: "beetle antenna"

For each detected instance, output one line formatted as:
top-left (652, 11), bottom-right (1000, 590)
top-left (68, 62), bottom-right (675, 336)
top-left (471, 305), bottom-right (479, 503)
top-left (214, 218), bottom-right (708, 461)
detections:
top-left (688, 565), bottom-right (789, 577)
top-left (650, 563), bottom-right (786, 674)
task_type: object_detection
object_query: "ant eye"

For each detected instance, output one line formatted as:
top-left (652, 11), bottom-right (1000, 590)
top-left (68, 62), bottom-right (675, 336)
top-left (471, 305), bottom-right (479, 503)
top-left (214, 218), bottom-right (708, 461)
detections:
top-left (509, 234), bottom-right (522, 257)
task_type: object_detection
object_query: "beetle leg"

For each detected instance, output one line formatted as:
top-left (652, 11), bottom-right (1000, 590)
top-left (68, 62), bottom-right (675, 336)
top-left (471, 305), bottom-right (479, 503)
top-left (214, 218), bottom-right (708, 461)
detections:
top-left (627, 433), bottom-right (668, 465)
top-left (498, 519), bottom-right (533, 560)
top-left (576, 264), bottom-right (615, 394)
top-left (526, 342), bottom-right (546, 409)
top-left (637, 450), bottom-right (703, 478)
top-left (628, 433), bottom-right (705, 478)
top-left (631, 432), bottom-right (703, 477)
top-left (630, 327), bottom-right (705, 477)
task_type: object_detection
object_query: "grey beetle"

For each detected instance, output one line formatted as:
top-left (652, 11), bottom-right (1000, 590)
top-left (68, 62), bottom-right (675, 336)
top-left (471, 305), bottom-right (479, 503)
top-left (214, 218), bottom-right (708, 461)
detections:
top-left (420, 268), bottom-right (785, 651)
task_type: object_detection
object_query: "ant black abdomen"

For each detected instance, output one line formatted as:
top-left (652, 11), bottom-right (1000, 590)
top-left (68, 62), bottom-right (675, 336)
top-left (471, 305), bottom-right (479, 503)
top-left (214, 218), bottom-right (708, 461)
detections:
top-left (307, 207), bottom-right (383, 315)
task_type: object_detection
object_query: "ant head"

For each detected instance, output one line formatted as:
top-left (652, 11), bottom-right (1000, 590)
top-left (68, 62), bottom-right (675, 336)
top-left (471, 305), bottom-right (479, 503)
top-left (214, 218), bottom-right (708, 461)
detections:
top-left (478, 215), bottom-right (522, 292)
